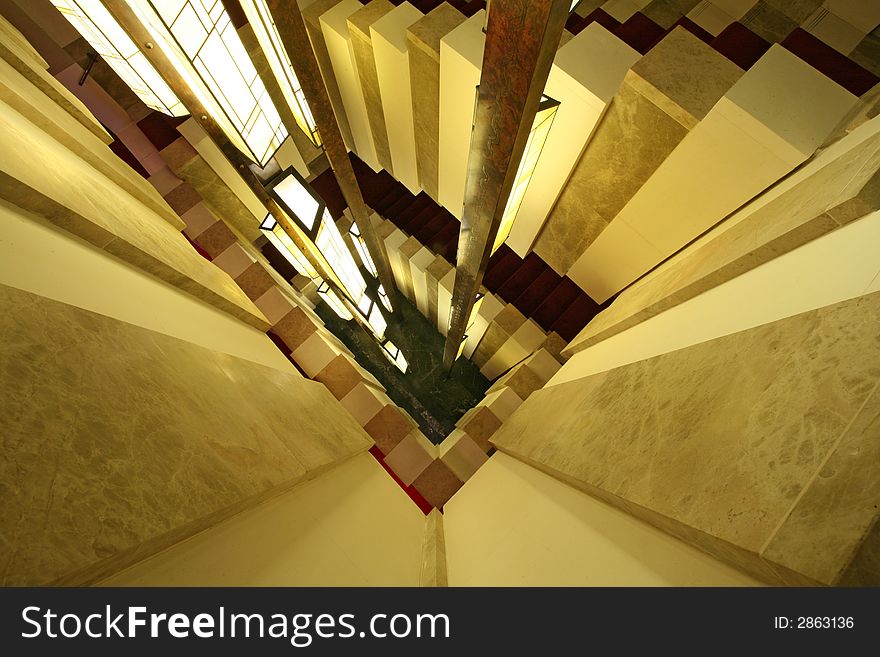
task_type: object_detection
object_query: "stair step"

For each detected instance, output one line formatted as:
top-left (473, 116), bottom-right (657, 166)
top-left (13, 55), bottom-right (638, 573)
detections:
top-left (614, 12), bottom-right (664, 54)
top-left (711, 22), bottom-right (771, 71)
top-left (482, 247), bottom-right (521, 289)
top-left (531, 277), bottom-right (581, 330)
top-left (670, 16), bottom-right (714, 45)
top-left (385, 193), bottom-right (417, 222)
top-left (415, 211), bottom-right (451, 245)
top-left (513, 266), bottom-right (562, 317)
top-left (550, 294), bottom-right (603, 342)
top-left (781, 28), bottom-right (879, 96)
top-left (430, 222), bottom-right (459, 262)
top-left (579, 8), bottom-right (620, 34)
top-left (402, 203), bottom-right (438, 237)
top-left (496, 253), bottom-right (547, 304)
top-left (372, 185), bottom-right (406, 214)
top-left (398, 194), bottom-right (436, 231)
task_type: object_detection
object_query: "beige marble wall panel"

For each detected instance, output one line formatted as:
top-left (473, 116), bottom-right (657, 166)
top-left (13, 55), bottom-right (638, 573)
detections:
top-left (0, 16), bottom-right (108, 143)
top-left (494, 290), bottom-right (880, 584)
top-left (398, 235), bottom-right (422, 302)
top-left (407, 4), bottom-right (466, 201)
top-left (762, 378), bottom-right (880, 585)
top-left (303, 0), bottom-right (355, 150)
top-left (0, 36), bottom-right (182, 230)
top-left (535, 28), bottom-right (740, 273)
top-left (0, 284), bottom-right (371, 586)
top-left (425, 255), bottom-right (452, 327)
top-left (419, 508), bottom-right (448, 586)
top-left (348, 0), bottom-right (395, 174)
top-left (643, 0), bottom-right (702, 28)
top-left (840, 519), bottom-right (880, 585)
top-left (570, 45), bottom-right (859, 302)
top-left (165, 142), bottom-right (262, 244)
top-left (0, 98), bottom-right (268, 330)
top-left (565, 111), bottom-right (880, 356)
top-left (740, 0), bottom-right (799, 42)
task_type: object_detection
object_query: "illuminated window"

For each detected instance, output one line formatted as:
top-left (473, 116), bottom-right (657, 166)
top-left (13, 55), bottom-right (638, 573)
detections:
top-left (377, 285), bottom-right (392, 312)
top-left (452, 293), bottom-right (483, 360)
top-left (132, 0), bottom-right (287, 165)
top-left (238, 0), bottom-right (321, 146)
top-left (317, 281), bottom-right (353, 321)
top-left (381, 340), bottom-right (408, 373)
top-left (259, 214), bottom-right (319, 279)
top-left (50, 0), bottom-right (186, 116)
top-left (268, 168), bottom-right (368, 311)
top-left (348, 222), bottom-right (378, 277)
top-left (492, 95), bottom-right (559, 253)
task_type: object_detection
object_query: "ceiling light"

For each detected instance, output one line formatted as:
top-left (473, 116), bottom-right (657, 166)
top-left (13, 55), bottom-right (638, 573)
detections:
top-left (50, 0), bottom-right (187, 116)
top-left (238, 0), bottom-right (321, 147)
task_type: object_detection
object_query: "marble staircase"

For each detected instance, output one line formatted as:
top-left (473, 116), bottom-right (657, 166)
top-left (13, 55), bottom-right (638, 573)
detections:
top-left (312, 154), bottom-right (609, 342)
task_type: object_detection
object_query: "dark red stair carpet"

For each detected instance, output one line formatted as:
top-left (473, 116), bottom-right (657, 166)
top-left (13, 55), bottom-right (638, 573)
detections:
top-left (310, 154), bottom-right (609, 344)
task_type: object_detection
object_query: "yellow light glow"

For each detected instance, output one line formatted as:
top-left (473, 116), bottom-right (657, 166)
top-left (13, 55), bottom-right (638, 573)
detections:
top-left (259, 214), bottom-right (319, 279)
top-left (367, 304), bottom-right (386, 339)
top-left (130, 0), bottom-right (287, 166)
top-left (378, 285), bottom-right (392, 312)
top-left (50, 0), bottom-right (187, 116)
top-left (238, 0), bottom-right (321, 146)
top-left (382, 340), bottom-right (408, 373)
top-left (317, 281), bottom-right (354, 321)
top-left (316, 209), bottom-right (368, 310)
top-left (349, 222), bottom-right (378, 277)
top-left (492, 96), bottom-right (559, 253)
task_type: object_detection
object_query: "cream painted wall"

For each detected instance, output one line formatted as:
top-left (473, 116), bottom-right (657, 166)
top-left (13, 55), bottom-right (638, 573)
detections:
top-left (321, 0), bottom-right (381, 171)
top-left (101, 452), bottom-right (427, 586)
top-left (0, 199), bottom-right (293, 373)
top-left (444, 452), bottom-right (760, 586)
top-left (550, 207), bottom-right (880, 387)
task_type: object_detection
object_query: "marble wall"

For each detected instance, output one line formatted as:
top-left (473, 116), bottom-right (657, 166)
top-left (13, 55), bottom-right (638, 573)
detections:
top-left (565, 111), bottom-right (880, 356)
top-left (0, 28), bottom-right (268, 331)
top-left (0, 284), bottom-right (371, 586)
top-left (348, 0), bottom-right (395, 174)
top-left (492, 290), bottom-right (880, 585)
top-left (408, 4), bottom-right (466, 202)
top-left (534, 27), bottom-right (742, 273)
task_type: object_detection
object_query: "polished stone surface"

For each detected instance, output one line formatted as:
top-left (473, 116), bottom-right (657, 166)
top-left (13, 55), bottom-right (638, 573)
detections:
top-left (408, 4), bottom-right (465, 201)
top-left (565, 113), bottom-right (880, 355)
top-left (317, 294), bottom-right (489, 444)
top-left (741, 0), bottom-right (799, 42)
top-left (303, 0), bottom-right (355, 149)
top-left (535, 77), bottom-right (687, 273)
top-left (419, 508), bottom-right (447, 586)
top-left (0, 284), bottom-right (371, 585)
top-left (0, 92), bottom-right (267, 331)
top-left (644, 0), bottom-right (702, 28)
top-left (534, 28), bottom-right (744, 275)
top-left (628, 27), bottom-right (743, 130)
top-left (348, 0), bottom-right (395, 174)
top-left (165, 141), bottom-right (263, 244)
top-left (494, 290), bottom-right (880, 584)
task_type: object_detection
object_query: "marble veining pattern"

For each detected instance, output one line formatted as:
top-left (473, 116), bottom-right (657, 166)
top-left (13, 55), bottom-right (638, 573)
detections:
top-left (493, 291), bottom-right (880, 582)
top-left (0, 285), bottom-right (370, 585)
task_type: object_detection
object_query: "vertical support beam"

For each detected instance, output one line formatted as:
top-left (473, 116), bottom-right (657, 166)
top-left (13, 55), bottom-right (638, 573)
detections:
top-left (443, 0), bottom-right (570, 368)
top-left (102, 0), bottom-right (346, 304)
top-left (267, 0), bottom-right (399, 305)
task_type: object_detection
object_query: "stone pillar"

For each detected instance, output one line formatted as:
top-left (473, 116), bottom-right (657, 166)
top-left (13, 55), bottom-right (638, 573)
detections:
top-left (408, 4), bottom-right (465, 202)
